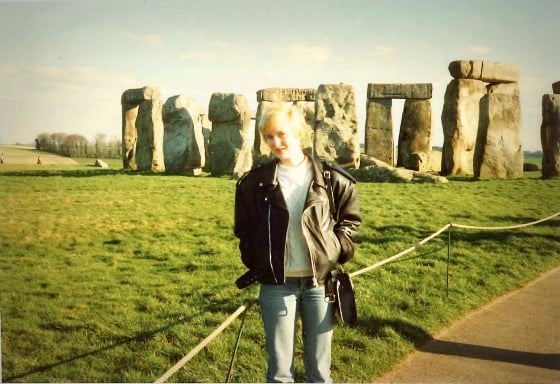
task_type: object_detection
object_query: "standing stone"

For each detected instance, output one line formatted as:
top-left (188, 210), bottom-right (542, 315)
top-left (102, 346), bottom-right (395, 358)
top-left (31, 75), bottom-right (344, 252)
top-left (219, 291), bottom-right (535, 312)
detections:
top-left (541, 94), bottom-right (560, 178)
top-left (365, 98), bottom-right (393, 165)
top-left (441, 79), bottom-right (487, 175)
top-left (552, 81), bottom-right (560, 94)
top-left (474, 93), bottom-right (523, 178)
top-left (397, 99), bottom-right (432, 172)
top-left (162, 95), bottom-right (205, 175)
top-left (208, 92), bottom-right (252, 178)
top-left (121, 101), bottom-right (139, 170)
top-left (121, 86), bottom-right (164, 171)
top-left (314, 84), bottom-right (360, 168)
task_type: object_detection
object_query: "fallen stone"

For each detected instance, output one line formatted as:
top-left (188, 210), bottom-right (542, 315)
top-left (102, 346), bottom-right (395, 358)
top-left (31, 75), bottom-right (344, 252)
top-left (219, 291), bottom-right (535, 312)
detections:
top-left (352, 154), bottom-right (448, 183)
top-left (94, 159), bottom-right (109, 168)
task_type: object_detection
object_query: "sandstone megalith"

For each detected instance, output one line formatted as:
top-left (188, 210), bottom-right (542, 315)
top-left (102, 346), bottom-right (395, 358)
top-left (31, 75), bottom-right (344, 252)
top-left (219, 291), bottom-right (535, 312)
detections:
top-left (208, 92), bottom-right (252, 178)
top-left (474, 92), bottom-right (523, 178)
top-left (365, 98), bottom-right (393, 165)
top-left (121, 86), bottom-right (164, 171)
top-left (442, 60), bottom-right (522, 178)
top-left (314, 84), bottom-right (360, 168)
top-left (365, 83), bottom-right (432, 169)
top-left (541, 93), bottom-right (560, 178)
top-left (397, 99), bottom-right (432, 172)
top-left (441, 79), bottom-right (487, 175)
top-left (162, 95), bottom-right (205, 175)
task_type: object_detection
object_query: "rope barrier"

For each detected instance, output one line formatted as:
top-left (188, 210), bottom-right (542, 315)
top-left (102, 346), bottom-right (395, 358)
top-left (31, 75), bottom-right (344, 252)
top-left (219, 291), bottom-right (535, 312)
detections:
top-left (450, 211), bottom-right (560, 230)
top-left (154, 300), bottom-right (256, 383)
top-left (350, 224), bottom-right (451, 279)
top-left (155, 210), bottom-right (560, 382)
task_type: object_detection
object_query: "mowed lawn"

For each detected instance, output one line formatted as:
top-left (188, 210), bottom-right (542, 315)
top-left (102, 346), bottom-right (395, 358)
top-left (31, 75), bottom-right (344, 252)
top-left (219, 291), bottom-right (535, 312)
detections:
top-left (1, 147), bottom-right (559, 382)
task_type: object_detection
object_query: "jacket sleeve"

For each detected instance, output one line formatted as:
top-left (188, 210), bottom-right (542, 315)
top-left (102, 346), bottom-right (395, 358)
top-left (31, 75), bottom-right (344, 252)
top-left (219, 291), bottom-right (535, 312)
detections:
top-left (233, 177), bottom-right (257, 270)
top-left (332, 173), bottom-right (361, 264)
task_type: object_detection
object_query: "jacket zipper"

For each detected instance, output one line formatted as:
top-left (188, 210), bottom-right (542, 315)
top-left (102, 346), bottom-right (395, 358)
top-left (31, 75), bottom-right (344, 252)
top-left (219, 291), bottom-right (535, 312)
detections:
top-left (302, 191), bottom-right (319, 287)
top-left (267, 204), bottom-right (279, 283)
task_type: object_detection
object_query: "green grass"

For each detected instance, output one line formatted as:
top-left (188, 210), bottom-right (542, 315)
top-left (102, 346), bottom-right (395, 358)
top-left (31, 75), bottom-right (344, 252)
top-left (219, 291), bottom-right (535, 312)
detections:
top-left (0, 161), bottom-right (559, 382)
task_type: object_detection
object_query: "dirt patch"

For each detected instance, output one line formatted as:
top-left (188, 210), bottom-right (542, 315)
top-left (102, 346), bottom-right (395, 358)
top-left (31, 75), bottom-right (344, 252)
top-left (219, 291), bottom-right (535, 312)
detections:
top-left (0, 145), bottom-right (78, 165)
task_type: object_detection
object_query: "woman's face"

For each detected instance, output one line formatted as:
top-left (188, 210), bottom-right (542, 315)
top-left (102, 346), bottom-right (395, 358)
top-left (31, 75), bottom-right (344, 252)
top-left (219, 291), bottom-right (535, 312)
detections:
top-left (263, 117), bottom-right (304, 166)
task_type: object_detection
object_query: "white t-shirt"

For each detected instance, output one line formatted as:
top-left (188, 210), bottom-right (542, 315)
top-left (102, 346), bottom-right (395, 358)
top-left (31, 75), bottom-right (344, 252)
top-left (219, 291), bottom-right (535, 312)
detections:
top-left (277, 157), bottom-right (314, 277)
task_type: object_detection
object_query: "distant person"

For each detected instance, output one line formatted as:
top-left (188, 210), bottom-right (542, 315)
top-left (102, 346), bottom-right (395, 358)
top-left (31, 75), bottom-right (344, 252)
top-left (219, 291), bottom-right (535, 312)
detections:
top-left (0, 152), bottom-right (4, 164)
top-left (234, 102), bottom-right (361, 382)
top-left (37, 156), bottom-right (42, 165)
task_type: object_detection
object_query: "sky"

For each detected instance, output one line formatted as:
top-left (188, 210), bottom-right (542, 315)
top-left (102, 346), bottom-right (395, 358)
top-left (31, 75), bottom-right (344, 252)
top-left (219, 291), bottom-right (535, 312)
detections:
top-left (0, 0), bottom-right (558, 151)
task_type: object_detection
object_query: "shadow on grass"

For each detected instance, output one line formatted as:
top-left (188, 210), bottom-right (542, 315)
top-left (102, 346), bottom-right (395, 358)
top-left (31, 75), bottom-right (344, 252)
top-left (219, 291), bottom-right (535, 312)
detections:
top-left (5, 291), bottom-right (250, 382)
top-left (359, 315), bottom-right (560, 371)
top-left (4, 314), bottom-right (194, 381)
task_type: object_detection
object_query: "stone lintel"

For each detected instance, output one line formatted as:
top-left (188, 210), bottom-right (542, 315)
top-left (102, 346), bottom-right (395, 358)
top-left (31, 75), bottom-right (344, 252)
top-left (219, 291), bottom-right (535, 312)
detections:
top-left (448, 60), bottom-right (520, 83)
top-left (256, 88), bottom-right (316, 102)
top-left (552, 81), bottom-right (560, 94)
top-left (121, 86), bottom-right (161, 106)
top-left (367, 83), bottom-right (432, 99)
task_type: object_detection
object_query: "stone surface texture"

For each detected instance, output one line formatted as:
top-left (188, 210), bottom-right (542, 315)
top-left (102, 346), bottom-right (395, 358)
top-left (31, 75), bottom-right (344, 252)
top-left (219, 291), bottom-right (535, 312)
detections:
top-left (541, 94), bottom-right (560, 178)
top-left (208, 92), bottom-right (252, 178)
top-left (474, 93), bottom-right (523, 178)
top-left (162, 95), bottom-right (205, 175)
top-left (314, 84), bottom-right (360, 169)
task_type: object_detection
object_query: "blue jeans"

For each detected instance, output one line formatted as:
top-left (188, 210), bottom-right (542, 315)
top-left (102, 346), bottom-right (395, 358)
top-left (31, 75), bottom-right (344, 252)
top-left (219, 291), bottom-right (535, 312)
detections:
top-left (259, 277), bottom-right (334, 383)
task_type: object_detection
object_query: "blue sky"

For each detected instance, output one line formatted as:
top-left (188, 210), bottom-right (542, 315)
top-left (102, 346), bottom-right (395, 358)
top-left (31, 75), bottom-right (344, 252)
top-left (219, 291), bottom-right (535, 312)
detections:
top-left (0, 0), bottom-right (558, 150)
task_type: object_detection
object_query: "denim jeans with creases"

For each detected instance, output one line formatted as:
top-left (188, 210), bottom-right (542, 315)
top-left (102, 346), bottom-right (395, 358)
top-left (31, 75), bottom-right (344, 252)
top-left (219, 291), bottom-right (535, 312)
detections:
top-left (259, 277), bottom-right (334, 383)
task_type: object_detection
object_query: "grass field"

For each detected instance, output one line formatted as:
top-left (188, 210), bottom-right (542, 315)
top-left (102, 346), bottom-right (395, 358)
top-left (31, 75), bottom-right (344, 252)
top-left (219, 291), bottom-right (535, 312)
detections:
top-left (1, 146), bottom-right (559, 382)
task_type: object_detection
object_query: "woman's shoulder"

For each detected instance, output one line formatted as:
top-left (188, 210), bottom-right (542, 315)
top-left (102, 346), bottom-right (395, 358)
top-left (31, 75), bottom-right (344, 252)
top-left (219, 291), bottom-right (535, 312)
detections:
top-left (321, 160), bottom-right (356, 184)
top-left (236, 160), bottom-right (276, 187)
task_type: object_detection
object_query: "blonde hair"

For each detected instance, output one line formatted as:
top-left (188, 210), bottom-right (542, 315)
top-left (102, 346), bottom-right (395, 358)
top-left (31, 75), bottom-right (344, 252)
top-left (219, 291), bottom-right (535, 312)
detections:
top-left (257, 102), bottom-right (308, 142)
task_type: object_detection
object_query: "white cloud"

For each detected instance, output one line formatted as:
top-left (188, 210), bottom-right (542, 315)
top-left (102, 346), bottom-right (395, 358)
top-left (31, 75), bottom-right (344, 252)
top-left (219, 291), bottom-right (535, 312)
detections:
top-left (179, 50), bottom-right (218, 60)
top-left (120, 30), bottom-right (163, 47)
top-left (0, 65), bottom-right (136, 97)
top-left (272, 44), bottom-right (331, 63)
top-left (468, 45), bottom-right (491, 55)
top-left (142, 34), bottom-right (164, 47)
top-left (373, 44), bottom-right (395, 56)
top-left (179, 41), bottom-right (255, 61)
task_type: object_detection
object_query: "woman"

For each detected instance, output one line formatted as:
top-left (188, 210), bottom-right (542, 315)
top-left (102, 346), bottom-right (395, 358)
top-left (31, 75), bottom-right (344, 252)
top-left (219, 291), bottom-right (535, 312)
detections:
top-left (234, 102), bottom-right (361, 383)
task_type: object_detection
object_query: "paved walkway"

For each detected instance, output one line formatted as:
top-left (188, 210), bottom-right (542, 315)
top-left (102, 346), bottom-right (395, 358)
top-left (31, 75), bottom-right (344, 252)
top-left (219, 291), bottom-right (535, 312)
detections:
top-left (375, 266), bottom-right (560, 383)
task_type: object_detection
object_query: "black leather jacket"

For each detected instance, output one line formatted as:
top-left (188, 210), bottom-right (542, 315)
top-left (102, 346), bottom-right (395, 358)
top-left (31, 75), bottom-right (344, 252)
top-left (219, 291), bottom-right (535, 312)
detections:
top-left (234, 156), bottom-right (361, 287)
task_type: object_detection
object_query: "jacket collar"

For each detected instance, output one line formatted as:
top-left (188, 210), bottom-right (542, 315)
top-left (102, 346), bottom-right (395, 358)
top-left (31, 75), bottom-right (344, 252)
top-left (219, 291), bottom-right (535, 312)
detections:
top-left (256, 154), bottom-right (327, 190)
